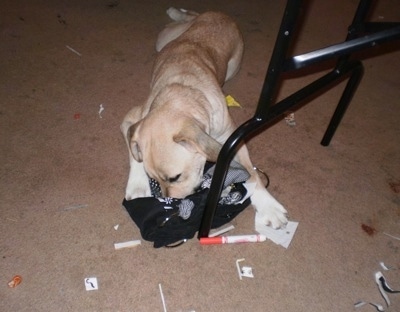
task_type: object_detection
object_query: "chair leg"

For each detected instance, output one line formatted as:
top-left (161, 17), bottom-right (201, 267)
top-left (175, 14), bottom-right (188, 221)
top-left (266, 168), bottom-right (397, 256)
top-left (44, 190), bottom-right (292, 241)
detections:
top-left (321, 62), bottom-right (364, 146)
top-left (197, 0), bottom-right (304, 238)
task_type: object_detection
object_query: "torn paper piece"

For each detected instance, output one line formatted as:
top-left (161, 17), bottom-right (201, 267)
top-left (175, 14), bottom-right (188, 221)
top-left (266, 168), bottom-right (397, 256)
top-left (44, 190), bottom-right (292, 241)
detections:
top-left (85, 277), bottom-right (98, 291)
top-left (209, 225), bottom-right (235, 237)
top-left (98, 104), bottom-right (104, 118)
top-left (375, 271), bottom-right (400, 307)
top-left (236, 258), bottom-right (254, 280)
top-left (113, 224), bottom-right (119, 231)
top-left (284, 112), bottom-right (296, 126)
top-left (66, 45), bottom-right (82, 56)
top-left (114, 240), bottom-right (141, 250)
top-left (225, 95), bottom-right (241, 107)
top-left (376, 271), bottom-right (391, 307)
top-left (255, 220), bottom-right (298, 248)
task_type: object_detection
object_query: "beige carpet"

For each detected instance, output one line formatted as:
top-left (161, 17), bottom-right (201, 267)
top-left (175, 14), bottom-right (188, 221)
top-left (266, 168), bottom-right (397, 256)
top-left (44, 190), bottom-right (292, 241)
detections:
top-left (1, 1), bottom-right (399, 311)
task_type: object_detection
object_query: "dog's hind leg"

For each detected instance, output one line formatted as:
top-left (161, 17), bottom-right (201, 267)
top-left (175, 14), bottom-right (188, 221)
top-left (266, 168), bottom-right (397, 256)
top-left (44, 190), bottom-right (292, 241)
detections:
top-left (155, 8), bottom-right (198, 52)
top-left (225, 42), bottom-right (244, 82)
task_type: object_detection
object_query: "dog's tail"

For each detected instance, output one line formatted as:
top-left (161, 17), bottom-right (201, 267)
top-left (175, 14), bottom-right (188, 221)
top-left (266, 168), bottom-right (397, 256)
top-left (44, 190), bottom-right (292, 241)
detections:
top-left (166, 7), bottom-right (199, 22)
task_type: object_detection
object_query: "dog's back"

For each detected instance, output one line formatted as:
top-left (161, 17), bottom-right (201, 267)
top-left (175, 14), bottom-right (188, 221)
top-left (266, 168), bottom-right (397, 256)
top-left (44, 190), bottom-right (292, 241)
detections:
top-left (154, 10), bottom-right (244, 87)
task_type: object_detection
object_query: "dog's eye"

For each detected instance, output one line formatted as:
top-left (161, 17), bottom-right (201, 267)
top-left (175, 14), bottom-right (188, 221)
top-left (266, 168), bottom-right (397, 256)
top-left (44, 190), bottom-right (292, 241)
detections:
top-left (168, 174), bottom-right (181, 183)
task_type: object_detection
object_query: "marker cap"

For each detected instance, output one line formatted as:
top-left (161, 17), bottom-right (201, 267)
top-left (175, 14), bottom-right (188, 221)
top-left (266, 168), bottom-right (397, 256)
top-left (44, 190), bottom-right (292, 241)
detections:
top-left (199, 237), bottom-right (223, 245)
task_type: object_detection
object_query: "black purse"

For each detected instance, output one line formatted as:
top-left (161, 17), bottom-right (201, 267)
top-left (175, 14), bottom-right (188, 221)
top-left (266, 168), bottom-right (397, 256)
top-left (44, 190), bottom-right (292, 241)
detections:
top-left (122, 162), bottom-right (251, 248)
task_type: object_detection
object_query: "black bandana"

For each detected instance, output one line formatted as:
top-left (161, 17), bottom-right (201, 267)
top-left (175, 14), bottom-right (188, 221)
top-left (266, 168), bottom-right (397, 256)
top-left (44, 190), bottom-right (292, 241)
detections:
top-left (122, 161), bottom-right (251, 248)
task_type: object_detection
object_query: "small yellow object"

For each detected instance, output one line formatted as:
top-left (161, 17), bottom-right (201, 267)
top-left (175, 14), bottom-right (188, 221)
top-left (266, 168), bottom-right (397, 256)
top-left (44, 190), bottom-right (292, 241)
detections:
top-left (225, 95), bottom-right (241, 108)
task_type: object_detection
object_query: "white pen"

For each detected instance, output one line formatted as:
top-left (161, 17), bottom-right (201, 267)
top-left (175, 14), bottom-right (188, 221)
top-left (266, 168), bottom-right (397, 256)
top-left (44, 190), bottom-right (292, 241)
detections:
top-left (200, 234), bottom-right (266, 245)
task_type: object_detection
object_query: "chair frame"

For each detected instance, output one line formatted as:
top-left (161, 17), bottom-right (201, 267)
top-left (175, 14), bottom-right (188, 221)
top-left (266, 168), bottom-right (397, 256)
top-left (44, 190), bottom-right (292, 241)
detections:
top-left (198, 0), bottom-right (400, 238)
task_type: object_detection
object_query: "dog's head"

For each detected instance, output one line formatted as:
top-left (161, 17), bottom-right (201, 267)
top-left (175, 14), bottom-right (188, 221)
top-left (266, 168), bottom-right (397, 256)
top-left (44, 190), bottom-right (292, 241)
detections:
top-left (126, 115), bottom-right (222, 198)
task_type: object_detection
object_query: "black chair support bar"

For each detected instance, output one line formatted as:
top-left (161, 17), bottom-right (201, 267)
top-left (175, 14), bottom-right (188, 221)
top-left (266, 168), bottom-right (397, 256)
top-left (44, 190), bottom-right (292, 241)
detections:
top-left (198, 0), bottom-right (400, 238)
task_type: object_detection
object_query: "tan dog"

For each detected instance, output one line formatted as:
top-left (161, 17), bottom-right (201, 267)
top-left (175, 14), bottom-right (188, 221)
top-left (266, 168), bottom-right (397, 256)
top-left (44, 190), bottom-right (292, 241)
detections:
top-left (121, 8), bottom-right (287, 228)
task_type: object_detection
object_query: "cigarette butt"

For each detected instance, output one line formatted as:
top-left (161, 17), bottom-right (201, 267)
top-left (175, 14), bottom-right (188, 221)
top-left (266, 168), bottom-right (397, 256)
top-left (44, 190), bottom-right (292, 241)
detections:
top-left (114, 240), bottom-right (141, 250)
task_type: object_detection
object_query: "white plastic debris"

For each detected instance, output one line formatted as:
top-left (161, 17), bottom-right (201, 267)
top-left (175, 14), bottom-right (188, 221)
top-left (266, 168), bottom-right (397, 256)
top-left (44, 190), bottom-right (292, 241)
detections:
top-left (114, 240), bottom-right (141, 250)
top-left (209, 225), bottom-right (235, 237)
top-left (236, 258), bottom-right (254, 280)
top-left (355, 269), bottom-right (400, 311)
top-left (159, 283), bottom-right (168, 312)
top-left (114, 224), bottom-right (119, 231)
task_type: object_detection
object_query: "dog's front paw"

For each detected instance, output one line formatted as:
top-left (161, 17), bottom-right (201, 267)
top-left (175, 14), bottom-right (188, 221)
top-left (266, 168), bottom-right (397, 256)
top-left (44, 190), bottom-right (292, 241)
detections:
top-left (251, 188), bottom-right (288, 229)
top-left (125, 182), bottom-right (151, 200)
top-left (255, 203), bottom-right (288, 229)
top-left (125, 162), bottom-right (152, 200)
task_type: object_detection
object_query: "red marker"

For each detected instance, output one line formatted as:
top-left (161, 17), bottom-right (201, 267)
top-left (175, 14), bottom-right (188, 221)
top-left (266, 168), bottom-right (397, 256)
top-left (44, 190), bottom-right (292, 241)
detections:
top-left (200, 234), bottom-right (267, 245)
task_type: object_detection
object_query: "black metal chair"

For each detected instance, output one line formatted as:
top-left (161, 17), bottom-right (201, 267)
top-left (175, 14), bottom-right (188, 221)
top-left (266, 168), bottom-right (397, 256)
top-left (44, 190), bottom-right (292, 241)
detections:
top-left (198, 0), bottom-right (400, 238)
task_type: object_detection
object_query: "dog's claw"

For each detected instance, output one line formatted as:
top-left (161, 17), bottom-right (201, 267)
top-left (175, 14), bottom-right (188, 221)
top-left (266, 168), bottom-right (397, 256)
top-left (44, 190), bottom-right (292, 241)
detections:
top-left (256, 209), bottom-right (288, 229)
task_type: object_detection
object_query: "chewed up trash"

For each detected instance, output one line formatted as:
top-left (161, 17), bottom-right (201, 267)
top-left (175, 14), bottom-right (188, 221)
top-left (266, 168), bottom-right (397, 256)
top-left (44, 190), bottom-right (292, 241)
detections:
top-left (8, 275), bottom-right (22, 288)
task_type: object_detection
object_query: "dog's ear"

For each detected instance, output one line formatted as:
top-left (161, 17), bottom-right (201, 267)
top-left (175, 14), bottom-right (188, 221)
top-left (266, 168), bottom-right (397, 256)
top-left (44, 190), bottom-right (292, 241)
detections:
top-left (121, 120), bottom-right (143, 162)
top-left (173, 123), bottom-right (222, 162)
top-left (128, 123), bottom-right (144, 162)
top-left (130, 140), bottom-right (143, 162)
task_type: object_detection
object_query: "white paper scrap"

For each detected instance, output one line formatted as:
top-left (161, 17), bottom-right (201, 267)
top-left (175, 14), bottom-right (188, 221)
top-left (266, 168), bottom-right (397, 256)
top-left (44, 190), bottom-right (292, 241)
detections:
top-left (85, 277), bottom-right (98, 291)
top-left (236, 259), bottom-right (254, 280)
top-left (241, 266), bottom-right (254, 278)
top-left (98, 104), bottom-right (104, 118)
top-left (114, 240), bottom-right (141, 250)
top-left (255, 220), bottom-right (298, 248)
top-left (375, 271), bottom-right (390, 307)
